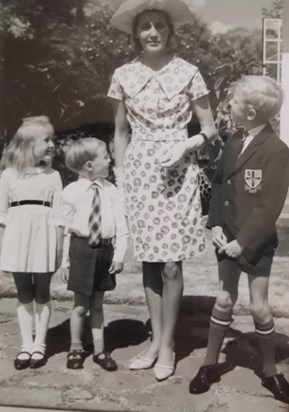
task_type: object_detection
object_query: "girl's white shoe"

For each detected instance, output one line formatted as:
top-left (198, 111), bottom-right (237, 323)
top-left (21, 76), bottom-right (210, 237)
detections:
top-left (128, 354), bottom-right (157, 370)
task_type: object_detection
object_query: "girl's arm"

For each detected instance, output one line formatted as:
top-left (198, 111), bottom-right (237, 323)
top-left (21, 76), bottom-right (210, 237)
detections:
top-left (0, 169), bottom-right (11, 226)
top-left (51, 172), bottom-right (65, 269)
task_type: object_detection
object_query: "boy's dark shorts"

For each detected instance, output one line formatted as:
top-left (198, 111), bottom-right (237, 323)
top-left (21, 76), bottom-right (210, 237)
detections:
top-left (216, 249), bottom-right (274, 277)
top-left (67, 234), bottom-right (116, 296)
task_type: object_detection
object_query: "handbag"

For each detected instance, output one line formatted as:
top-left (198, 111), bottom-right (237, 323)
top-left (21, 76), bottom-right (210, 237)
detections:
top-left (196, 133), bottom-right (218, 216)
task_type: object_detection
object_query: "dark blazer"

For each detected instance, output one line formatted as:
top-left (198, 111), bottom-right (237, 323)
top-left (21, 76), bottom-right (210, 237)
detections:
top-left (207, 124), bottom-right (289, 265)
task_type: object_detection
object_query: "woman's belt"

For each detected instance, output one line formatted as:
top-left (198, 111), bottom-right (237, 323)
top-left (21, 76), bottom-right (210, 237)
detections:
top-left (10, 200), bottom-right (52, 207)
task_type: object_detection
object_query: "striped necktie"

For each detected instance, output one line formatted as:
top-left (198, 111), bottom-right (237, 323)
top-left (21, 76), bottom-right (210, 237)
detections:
top-left (237, 129), bottom-right (249, 157)
top-left (88, 182), bottom-right (101, 248)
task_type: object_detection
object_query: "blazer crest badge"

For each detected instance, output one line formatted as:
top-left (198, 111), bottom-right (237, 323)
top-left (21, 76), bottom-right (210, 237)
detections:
top-left (244, 169), bottom-right (262, 193)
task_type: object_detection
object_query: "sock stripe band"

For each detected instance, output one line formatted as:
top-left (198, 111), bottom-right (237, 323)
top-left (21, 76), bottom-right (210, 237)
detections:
top-left (255, 325), bottom-right (275, 335)
top-left (210, 315), bottom-right (231, 327)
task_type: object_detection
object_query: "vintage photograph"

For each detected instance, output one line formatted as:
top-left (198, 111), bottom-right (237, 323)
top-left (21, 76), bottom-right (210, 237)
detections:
top-left (0, 0), bottom-right (289, 411)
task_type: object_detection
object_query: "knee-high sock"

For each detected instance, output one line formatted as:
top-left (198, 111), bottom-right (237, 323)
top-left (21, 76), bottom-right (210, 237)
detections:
top-left (90, 308), bottom-right (104, 355)
top-left (204, 307), bottom-right (232, 366)
top-left (33, 302), bottom-right (51, 354)
top-left (17, 301), bottom-right (34, 354)
top-left (255, 319), bottom-right (277, 377)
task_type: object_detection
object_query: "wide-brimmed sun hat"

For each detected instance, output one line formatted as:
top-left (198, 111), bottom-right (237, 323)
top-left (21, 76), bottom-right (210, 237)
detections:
top-left (110, 0), bottom-right (195, 34)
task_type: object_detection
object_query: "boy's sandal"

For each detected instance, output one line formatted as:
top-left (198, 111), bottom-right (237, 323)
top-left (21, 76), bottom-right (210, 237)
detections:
top-left (30, 351), bottom-right (47, 369)
top-left (66, 350), bottom-right (85, 369)
top-left (14, 351), bottom-right (31, 370)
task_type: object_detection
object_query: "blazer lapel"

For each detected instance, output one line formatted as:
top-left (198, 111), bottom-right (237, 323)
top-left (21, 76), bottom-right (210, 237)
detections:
top-left (224, 130), bottom-right (244, 179)
top-left (231, 124), bottom-right (273, 175)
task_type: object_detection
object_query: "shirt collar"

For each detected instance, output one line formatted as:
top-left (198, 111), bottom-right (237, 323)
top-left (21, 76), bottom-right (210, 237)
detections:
top-left (77, 177), bottom-right (104, 191)
top-left (246, 124), bottom-right (266, 138)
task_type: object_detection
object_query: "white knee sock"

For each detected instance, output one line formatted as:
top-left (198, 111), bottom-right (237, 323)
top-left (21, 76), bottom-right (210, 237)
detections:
top-left (17, 301), bottom-right (34, 357)
top-left (90, 310), bottom-right (104, 355)
top-left (33, 301), bottom-right (51, 356)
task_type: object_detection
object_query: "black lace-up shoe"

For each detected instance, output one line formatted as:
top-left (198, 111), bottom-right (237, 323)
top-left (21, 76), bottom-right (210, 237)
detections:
top-left (262, 374), bottom-right (289, 404)
top-left (189, 365), bottom-right (220, 394)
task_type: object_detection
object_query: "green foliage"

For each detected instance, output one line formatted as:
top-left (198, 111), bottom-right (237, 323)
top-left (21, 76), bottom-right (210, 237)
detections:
top-left (0, 0), bottom-right (266, 184)
top-left (262, 0), bottom-right (283, 18)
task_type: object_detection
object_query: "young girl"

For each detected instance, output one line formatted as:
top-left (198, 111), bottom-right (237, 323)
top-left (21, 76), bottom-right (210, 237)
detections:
top-left (0, 116), bottom-right (64, 369)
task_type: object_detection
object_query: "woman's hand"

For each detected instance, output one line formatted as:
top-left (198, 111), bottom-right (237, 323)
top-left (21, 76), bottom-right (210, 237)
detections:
top-left (159, 134), bottom-right (207, 168)
top-left (159, 142), bottom-right (187, 168)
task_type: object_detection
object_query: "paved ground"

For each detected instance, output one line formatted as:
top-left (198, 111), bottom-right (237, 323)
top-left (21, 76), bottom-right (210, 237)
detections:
top-left (0, 208), bottom-right (289, 412)
top-left (0, 297), bottom-right (289, 412)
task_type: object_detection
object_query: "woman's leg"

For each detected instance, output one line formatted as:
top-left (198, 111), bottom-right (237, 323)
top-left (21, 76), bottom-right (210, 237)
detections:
top-left (142, 262), bottom-right (163, 360)
top-left (33, 273), bottom-right (53, 357)
top-left (90, 291), bottom-right (105, 355)
top-left (70, 292), bottom-right (90, 352)
top-left (157, 261), bottom-right (183, 365)
top-left (248, 274), bottom-right (276, 377)
top-left (13, 273), bottom-right (34, 359)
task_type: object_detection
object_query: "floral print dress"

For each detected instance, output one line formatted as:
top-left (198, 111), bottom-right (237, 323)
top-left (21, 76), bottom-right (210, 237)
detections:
top-left (108, 56), bottom-right (209, 262)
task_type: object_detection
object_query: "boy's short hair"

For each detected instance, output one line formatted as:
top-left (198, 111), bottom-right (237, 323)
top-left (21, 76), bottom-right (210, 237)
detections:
top-left (235, 75), bottom-right (284, 122)
top-left (65, 137), bottom-right (106, 173)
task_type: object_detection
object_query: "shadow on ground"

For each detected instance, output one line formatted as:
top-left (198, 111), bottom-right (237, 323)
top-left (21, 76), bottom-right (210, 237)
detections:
top-left (46, 317), bottom-right (151, 358)
top-left (45, 293), bottom-right (289, 381)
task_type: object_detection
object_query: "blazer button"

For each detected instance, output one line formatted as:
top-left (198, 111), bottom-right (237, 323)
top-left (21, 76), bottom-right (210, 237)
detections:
top-left (227, 179), bottom-right (232, 185)
top-left (224, 200), bottom-right (230, 206)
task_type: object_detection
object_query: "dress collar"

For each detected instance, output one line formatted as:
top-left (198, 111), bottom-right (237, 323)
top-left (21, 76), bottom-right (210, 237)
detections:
top-left (116, 56), bottom-right (199, 99)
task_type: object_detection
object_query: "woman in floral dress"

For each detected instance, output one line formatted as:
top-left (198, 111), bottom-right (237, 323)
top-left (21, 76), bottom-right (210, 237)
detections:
top-left (108, 0), bottom-right (217, 381)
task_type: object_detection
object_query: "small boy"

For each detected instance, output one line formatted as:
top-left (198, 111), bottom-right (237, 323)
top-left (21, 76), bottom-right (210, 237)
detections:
top-left (189, 76), bottom-right (289, 403)
top-left (60, 138), bottom-right (129, 371)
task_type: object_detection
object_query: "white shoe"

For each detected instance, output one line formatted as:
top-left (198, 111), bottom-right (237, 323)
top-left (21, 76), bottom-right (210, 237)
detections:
top-left (129, 354), bottom-right (157, 370)
top-left (154, 354), bottom-right (175, 381)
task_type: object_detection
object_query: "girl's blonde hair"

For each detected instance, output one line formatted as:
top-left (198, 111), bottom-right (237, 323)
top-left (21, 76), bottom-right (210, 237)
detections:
top-left (65, 137), bottom-right (106, 173)
top-left (235, 75), bottom-right (284, 122)
top-left (4, 116), bottom-right (54, 172)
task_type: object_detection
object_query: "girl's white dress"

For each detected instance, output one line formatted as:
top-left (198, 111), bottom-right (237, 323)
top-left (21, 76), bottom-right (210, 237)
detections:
top-left (108, 56), bottom-right (208, 262)
top-left (0, 167), bottom-right (63, 273)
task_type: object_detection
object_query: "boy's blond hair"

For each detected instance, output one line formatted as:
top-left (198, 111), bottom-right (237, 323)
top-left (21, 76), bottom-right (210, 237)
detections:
top-left (65, 137), bottom-right (106, 173)
top-left (235, 75), bottom-right (284, 123)
top-left (3, 116), bottom-right (54, 172)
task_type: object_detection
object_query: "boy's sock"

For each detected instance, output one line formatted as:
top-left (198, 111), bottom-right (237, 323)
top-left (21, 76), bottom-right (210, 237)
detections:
top-left (255, 319), bottom-right (277, 377)
top-left (70, 341), bottom-right (84, 352)
top-left (90, 302), bottom-right (104, 355)
top-left (17, 301), bottom-right (34, 358)
top-left (33, 302), bottom-right (51, 357)
top-left (93, 338), bottom-right (104, 355)
top-left (204, 307), bottom-right (232, 366)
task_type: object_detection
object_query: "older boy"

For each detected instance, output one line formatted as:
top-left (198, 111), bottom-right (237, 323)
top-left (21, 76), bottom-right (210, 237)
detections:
top-left (61, 138), bottom-right (129, 371)
top-left (189, 76), bottom-right (289, 404)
